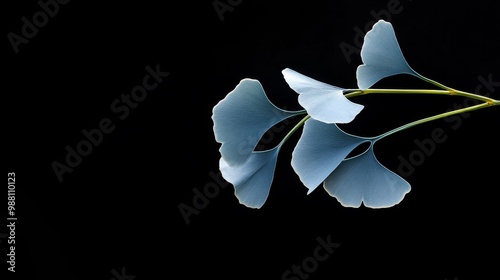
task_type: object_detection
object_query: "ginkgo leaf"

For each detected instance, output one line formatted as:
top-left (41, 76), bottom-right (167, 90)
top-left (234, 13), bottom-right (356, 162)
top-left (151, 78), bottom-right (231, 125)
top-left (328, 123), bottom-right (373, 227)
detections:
top-left (324, 143), bottom-right (411, 208)
top-left (292, 120), bottom-right (411, 208)
top-left (356, 20), bottom-right (420, 90)
top-left (220, 146), bottom-right (281, 209)
top-left (212, 78), bottom-right (302, 166)
top-left (282, 68), bottom-right (364, 124)
top-left (291, 119), bottom-right (369, 194)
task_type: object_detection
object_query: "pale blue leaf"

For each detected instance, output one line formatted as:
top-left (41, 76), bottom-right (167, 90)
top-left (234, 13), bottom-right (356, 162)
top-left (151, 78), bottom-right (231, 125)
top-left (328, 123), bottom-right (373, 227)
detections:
top-left (324, 146), bottom-right (411, 208)
top-left (220, 146), bottom-right (280, 209)
top-left (291, 119), bottom-right (369, 194)
top-left (212, 78), bottom-right (302, 166)
top-left (282, 68), bottom-right (364, 124)
top-left (356, 20), bottom-right (420, 90)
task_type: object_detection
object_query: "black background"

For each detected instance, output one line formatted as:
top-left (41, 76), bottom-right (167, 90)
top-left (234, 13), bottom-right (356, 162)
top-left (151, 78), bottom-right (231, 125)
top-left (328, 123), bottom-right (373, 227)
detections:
top-left (4, 1), bottom-right (500, 279)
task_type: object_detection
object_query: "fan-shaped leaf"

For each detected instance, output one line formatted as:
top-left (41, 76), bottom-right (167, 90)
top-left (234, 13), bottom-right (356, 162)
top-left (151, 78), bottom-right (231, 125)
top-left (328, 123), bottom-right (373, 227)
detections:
top-left (291, 119), bottom-right (370, 194)
top-left (220, 147), bottom-right (281, 209)
top-left (282, 68), bottom-right (364, 123)
top-left (356, 20), bottom-right (420, 90)
top-left (324, 146), bottom-right (411, 208)
top-left (212, 78), bottom-right (302, 166)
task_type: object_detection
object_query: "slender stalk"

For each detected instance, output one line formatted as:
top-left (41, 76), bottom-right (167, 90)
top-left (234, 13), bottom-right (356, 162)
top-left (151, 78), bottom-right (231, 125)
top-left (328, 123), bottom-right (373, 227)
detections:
top-left (452, 90), bottom-right (497, 104)
top-left (375, 102), bottom-right (495, 140)
top-left (363, 89), bottom-right (450, 95)
top-left (346, 86), bottom-right (500, 140)
top-left (278, 87), bottom-right (499, 146)
top-left (280, 115), bottom-right (310, 145)
top-left (346, 88), bottom-right (498, 104)
top-left (414, 73), bottom-right (454, 91)
top-left (347, 89), bottom-right (450, 97)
